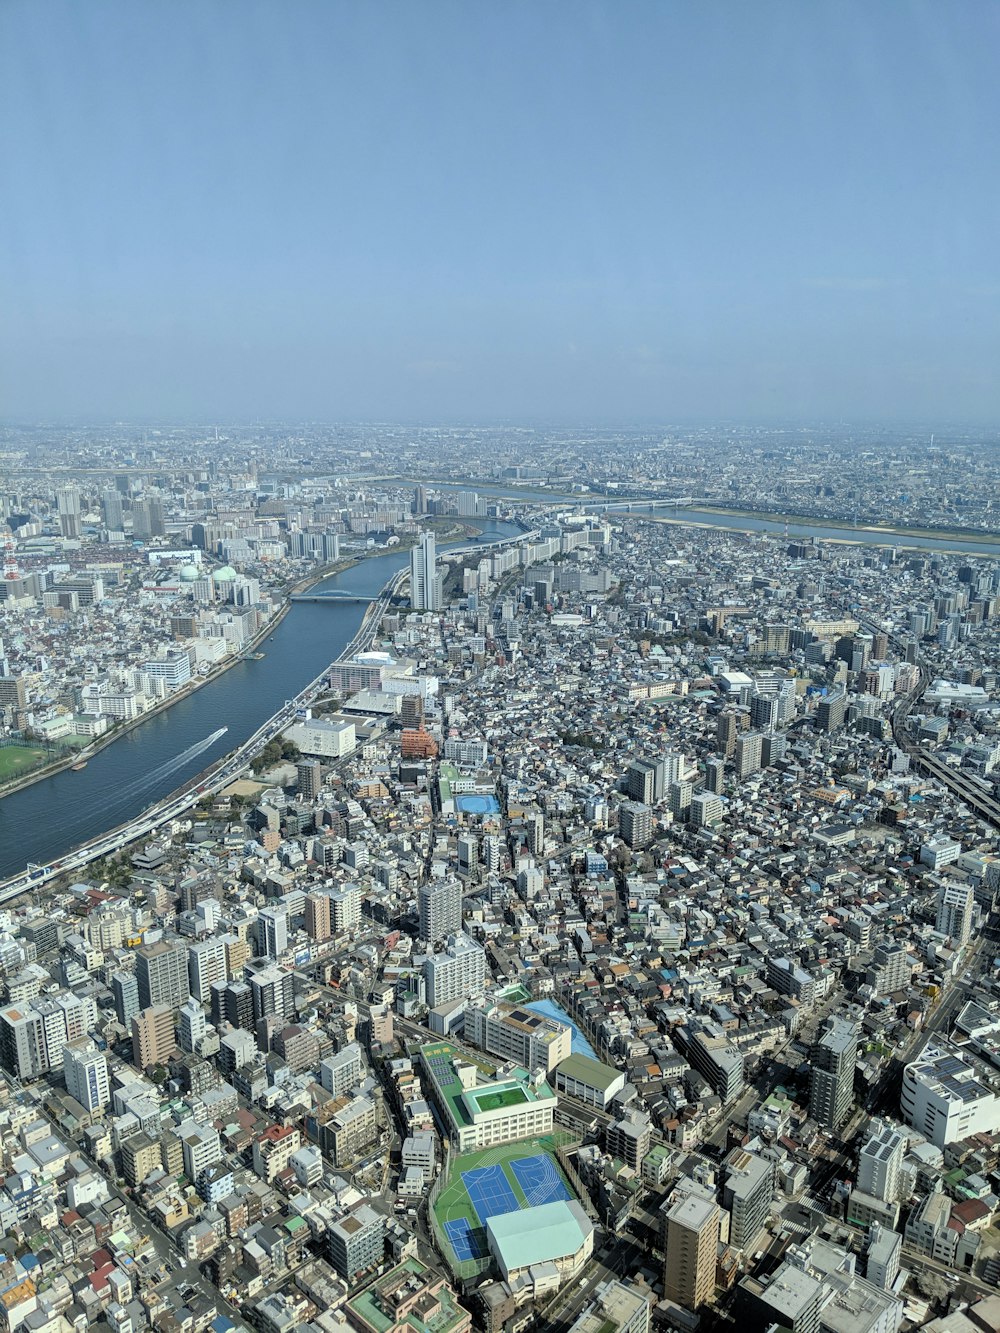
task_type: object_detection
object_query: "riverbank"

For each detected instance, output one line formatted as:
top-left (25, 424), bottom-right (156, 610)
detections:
top-left (0, 521), bottom-right (485, 804)
top-left (639, 510), bottom-right (1000, 557)
top-left (682, 502), bottom-right (1000, 546)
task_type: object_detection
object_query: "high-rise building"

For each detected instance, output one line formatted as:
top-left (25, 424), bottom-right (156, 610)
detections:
top-left (704, 757), bottom-right (725, 795)
top-left (111, 971), bottom-right (140, 1027)
top-left (246, 960), bottom-right (295, 1024)
top-left (673, 1019), bottom-right (745, 1105)
top-left (409, 530), bottom-right (440, 610)
top-left (419, 878), bottom-right (462, 944)
top-left (749, 693), bottom-right (779, 731)
top-left (132, 1005), bottom-right (176, 1069)
top-left (327, 1201), bottom-right (385, 1282)
top-left (625, 759), bottom-right (658, 804)
top-left (722, 1148), bottom-right (774, 1251)
top-left (101, 490), bottom-right (124, 532)
top-left (0, 1005), bottom-right (49, 1080)
top-left (668, 780), bottom-right (693, 822)
top-left (810, 1016), bottom-right (858, 1131)
top-left (689, 791), bottom-right (723, 828)
top-left (716, 711), bottom-right (739, 759)
top-left (258, 904), bottom-right (289, 959)
top-left (663, 1194), bottom-right (719, 1311)
top-left (188, 937), bottom-right (228, 1004)
top-left (817, 690), bottom-right (847, 733)
top-left (619, 801), bottom-right (653, 849)
top-left (63, 1037), bottom-right (110, 1112)
top-left (857, 1122), bottom-right (905, 1202)
top-left (936, 882), bottom-right (974, 949)
top-left (178, 997), bottom-right (208, 1053)
top-left (305, 890), bottom-right (332, 942)
top-left (57, 487), bottom-right (81, 539)
top-left (735, 732), bottom-right (763, 779)
top-left (297, 758), bottom-right (322, 799)
top-left (136, 941), bottom-right (190, 1011)
top-left (423, 933), bottom-right (486, 1007)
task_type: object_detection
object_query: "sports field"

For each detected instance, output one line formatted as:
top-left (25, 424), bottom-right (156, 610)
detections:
top-left (0, 745), bottom-right (47, 781)
top-left (433, 1138), bottom-right (576, 1277)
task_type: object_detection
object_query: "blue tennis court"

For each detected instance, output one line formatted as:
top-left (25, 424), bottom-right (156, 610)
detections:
top-left (444, 1218), bottom-right (486, 1261)
top-left (510, 1153), bottom-right (572, 1207)
top-left (462, 1162), bottom-right (520, 1223)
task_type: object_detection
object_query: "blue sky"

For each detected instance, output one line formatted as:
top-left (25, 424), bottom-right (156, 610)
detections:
top-left (2, 1), bottom-right (998, 424)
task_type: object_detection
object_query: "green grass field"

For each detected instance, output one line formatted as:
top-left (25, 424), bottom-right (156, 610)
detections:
top-left (472, 1086), bottom-right (528, 1113)
top-left (0, 745), bottom-right (47, 781)
top-left (431, 1136), bottom-right (578, 1280)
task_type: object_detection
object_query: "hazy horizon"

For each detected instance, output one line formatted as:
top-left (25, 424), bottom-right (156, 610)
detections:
top-left (3, 1), bottom-right (999, 426)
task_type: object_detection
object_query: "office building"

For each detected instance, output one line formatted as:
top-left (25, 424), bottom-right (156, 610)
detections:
top-left (101, 489), bottom-right (124, 532)
top-left (136, 940), bottom-right (190, 1011)
top-left (810, 1016), bottom-right (858, 1131)
top-left (188, 937), bottom-right (228, 1004)
top-left (465, 1000), bottom-right (572, 1075)
top-left (619, 801), bottom-right (653, 849)
top-left (936, 882), bottom-right (974, 949)
top-left (901, 1042), bottom-right (1000, 1146)
top-left (178, 997), bottom-right (208, 1052)
top-left (423, 933), bottom-right (486, 1007)
top-left (864, 1225), bottom-right (902, 1292)
top-left (63, 1038), bottom-right (110, 1112)
top-left (419, 877), bottom-right (462, 944)
top-left (132, 1005), bottom-right (175, 1070)
top-left (111, 971), bottom-right (141, 1027)
top-left (750, 692), bottom-right (779, 731)
top-left (409, 530), bottom-right (440, 611)
top-left (663, 1193), bottom-right (719, 1311)
top-left (738, 1262), bottom-right (823, 1333)
top-left (722, 1148), bottom-right (773, 1251)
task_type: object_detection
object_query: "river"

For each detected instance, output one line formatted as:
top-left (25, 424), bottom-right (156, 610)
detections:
top-left (0, 521), bottom-right (518, 878)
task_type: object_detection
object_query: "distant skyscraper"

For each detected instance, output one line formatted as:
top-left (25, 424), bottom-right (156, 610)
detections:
top-left (57, 487), bottom-right (81, 539)
top-left (409, 530), bottom-right (440, 610)
top-left (101, 489), bottom-right (124, 532)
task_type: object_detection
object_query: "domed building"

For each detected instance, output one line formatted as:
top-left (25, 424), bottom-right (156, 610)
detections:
top-left (178, 564), bottom-right (200, 582)
top-left (213, 565), bottom-right (237, 582)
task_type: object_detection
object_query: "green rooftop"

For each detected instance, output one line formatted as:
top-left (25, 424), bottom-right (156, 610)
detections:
top-left (347, 1256), bottom-right (468, 1333)
top-left (555, 1051), bottom-right (621, 1091)
top-left (465, 1084), bottom-right (529, 1114)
